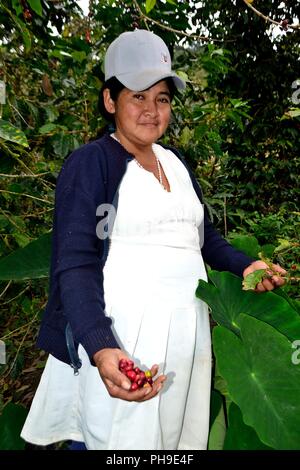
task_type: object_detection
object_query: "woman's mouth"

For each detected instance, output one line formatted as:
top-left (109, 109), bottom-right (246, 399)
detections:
top-left (140, 122), bottom-right (158, 128)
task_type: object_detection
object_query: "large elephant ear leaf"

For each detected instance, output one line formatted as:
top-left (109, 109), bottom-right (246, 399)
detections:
top-left (0, 232), bottom-right (52, 280)
top-left (196, 270), bottom-right (300, 342)
top-left (213, 314), bottom-right (300, 450)
top-left (223, 402), bottom-right (273, 450)
top-left (0, 403), bottom-right (28, 450)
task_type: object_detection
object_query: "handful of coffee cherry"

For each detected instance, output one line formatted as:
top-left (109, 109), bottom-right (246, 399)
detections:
top-left (119, 358), bottom-right (153, 391)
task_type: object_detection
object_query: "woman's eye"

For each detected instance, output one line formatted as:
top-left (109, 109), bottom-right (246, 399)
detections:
top-left (159, 98), bottom-right (170, 104)
top-left (133, 94), bottom-right (144, 100)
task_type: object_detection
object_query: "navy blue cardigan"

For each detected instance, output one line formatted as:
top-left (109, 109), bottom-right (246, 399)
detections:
top-left (37, 133), bottom-right (253, 366)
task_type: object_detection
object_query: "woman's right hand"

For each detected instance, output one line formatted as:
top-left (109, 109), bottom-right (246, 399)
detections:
top-left (93, 348), bottom-right (166, 402)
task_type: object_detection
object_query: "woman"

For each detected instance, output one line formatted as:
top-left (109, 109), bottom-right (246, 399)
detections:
top-left (21, 30), bottom-right (285, 450)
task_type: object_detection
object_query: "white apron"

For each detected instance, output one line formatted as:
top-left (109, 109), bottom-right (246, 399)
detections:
top-left (21, 144), bottom-right (212, 450)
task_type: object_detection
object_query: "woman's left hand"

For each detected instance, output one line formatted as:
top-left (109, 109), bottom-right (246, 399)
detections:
top-left (243, 260), bottom-right (287, 292)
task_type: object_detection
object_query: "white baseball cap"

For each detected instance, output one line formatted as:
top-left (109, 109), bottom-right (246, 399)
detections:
top-left (104, 29), bottom-right (185, 92)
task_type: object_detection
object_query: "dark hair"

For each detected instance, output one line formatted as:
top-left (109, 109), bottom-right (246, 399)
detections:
top-left (94, 76), bottom-right (177, 139)
top-left (98, 77), bottom-right (125, 124)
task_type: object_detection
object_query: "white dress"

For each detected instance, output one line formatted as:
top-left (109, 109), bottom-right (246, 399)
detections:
top-left (21, 144), bottom-right (212, 450)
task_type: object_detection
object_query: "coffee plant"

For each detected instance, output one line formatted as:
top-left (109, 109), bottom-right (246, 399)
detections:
top-left (0, 0), bottom-right (299, 449)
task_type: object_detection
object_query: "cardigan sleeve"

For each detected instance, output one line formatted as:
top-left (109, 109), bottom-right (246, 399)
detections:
top-left (53, 144), bottom-right (120, 362)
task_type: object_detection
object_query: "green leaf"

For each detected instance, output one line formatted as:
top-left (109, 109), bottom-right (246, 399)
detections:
top-left (273, 289), bottom-right (300, 316)
top-left (11, 0), bottom-right (22, 16)
top-left (209, 390), bottom-right (223, 428)
top-left (71, 51), bottom-right (87, 63)
top-left (44, 106), bottom-right (59, 123)
top-left (0, 119), bottom-right (29, 147)
top-left (8, 182), bottom-right (22, 193)
top-left (226, 110), bottom-right (244, 131)
top-left (12, 232), bottom-right (31, 249)
top-left (179, 126), bottom-right (193, 148)
top-left (224, 402), bottom-right (273, 450)
top-left (196, 271), bottom-right (300, 342)
top-left (27, 101), bottom-right (39, 122)
top-left (27, 0), bottom-right (43, 17)
top-left (213, 315), bottom-right (300, 449)
top-left (194, 125), bottom-right (208, 140)
top-left (145, 0), bottom-right (156, 13)
top-left (38, 123), bottom-right (58, 134)
top-left (260, 243), bottom-right (275, 258)
top-left (62, 77), bottom-right (76, 88)
top-left (21, 296), bottom-right (32, 314)
top-left (208, 390), bottom-right (226, 450)
top-left (211, 48), bottom-right (224, 56)
top-left (229, 234), bottom-right (260, 258)
top-left (282, 108), bottom-right (300, 119)
top-left (0, 154), bottom-right (14, 173)
top-left (176, 70), bottom-right (189, 83)
top-left (242, 269), bottom-right (266, 291)
top-left (0, 216), bottom-right (9, 229)
top-left (50, 49), bottom-right (73, 60)
top-left (214, 371), bottom-right (229, 398)
top-left (0, 232), bottom-right (52, 280)
top-left (0, 403), bottom-right (28, 450)
top-left (10, 215), bottom-right (26, 231)
top-left (52, 133), bottom-right (73, 158)
top-left (11, 15), bottom-right (31, 53)
top-left (274, 238), bottom-right (292, 253)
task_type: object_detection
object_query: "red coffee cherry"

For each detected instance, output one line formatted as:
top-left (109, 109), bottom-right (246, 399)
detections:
top-left (23, 9), bottom-right (32, 21)
top-left (119, 358), bottom-right (153, 391)
top-left (126, 370), bottom-right (137, 382)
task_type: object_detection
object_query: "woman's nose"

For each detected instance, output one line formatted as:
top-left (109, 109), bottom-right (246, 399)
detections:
top-left (144, 100), bottom-right (158, 116)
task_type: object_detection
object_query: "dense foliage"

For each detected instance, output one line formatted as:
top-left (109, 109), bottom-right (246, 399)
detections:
top-left (0, 0), bottom-right (299, 450)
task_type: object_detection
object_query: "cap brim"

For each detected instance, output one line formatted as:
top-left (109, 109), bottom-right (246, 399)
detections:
top-left (116, 70), bottom-right (186, 92)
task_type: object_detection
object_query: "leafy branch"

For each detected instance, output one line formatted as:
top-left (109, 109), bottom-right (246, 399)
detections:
top-left (133, 0), bottom-right (228, 43)
top-left (242, 0), bottom-right (300, 31)
top-left (139, 0), bottom-right (300, 36)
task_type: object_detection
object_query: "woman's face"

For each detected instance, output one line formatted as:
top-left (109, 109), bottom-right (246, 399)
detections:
top-left (104, 80), bottom-right (172, 148)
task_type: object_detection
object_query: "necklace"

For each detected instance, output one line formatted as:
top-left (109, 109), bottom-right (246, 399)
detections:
top-left (111, 133), bottom-right (167, 191)
top-left (134, 149), bottom-right (164, 189)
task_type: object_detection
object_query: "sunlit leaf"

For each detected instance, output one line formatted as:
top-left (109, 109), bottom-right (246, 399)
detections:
top-left (179, 126), bottom-right (193, 148)
top-left (145, 0), bottom-right (156, 13)
top-left (71, 51), bottom-right (87, 63)
top-left (0, 119), bottom-right (28, 147)
top-left (242, 269), bottom-right (266, 290)
top-left (38, 123), bottom-right (58, 134)
top-left (274, 238), bottom-right (293, 253)
top-left (13, 232), bottom-right (31, 249)
top-left (283, 108), bottom-right (300, 119)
